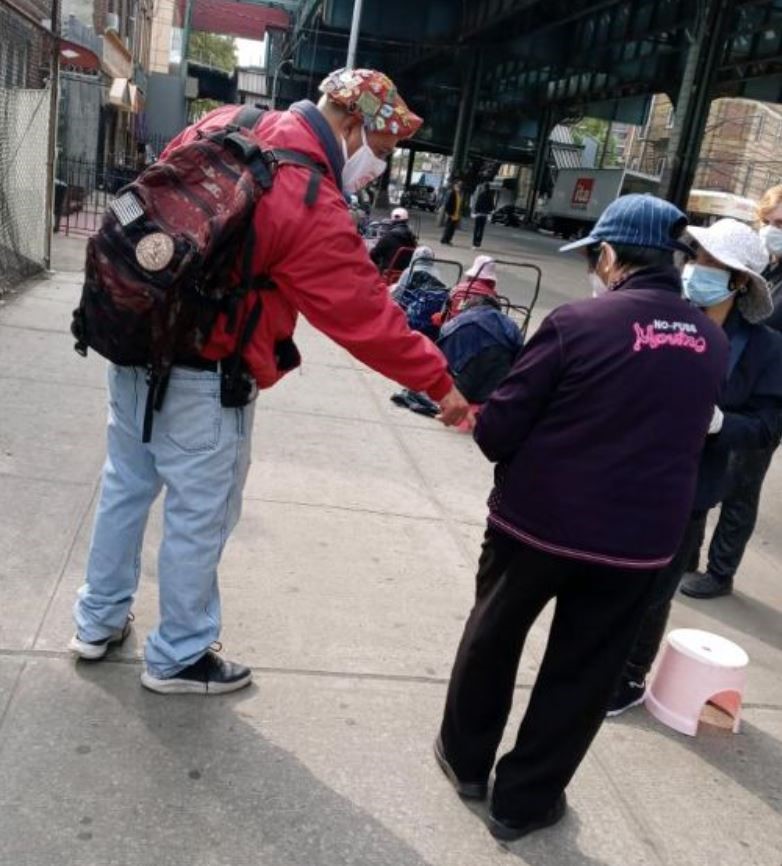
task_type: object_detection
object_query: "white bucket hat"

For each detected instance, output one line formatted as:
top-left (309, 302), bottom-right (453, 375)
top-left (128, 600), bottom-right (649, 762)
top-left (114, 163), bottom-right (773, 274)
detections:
top-left (687, 219), bottom-right (772, 323)
top-left (391, 207), bottom-right (409, 221)
top-left (466, 254), bottom-right (497, 282)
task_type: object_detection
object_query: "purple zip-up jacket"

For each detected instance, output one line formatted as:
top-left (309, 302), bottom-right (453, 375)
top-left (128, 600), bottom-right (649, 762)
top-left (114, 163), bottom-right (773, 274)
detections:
top-left (475, 267), bottom-right (729, 570)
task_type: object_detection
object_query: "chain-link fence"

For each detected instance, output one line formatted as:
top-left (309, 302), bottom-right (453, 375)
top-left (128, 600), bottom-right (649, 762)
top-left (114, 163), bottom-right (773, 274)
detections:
top-left (0, 0), bottom-right (55, 292)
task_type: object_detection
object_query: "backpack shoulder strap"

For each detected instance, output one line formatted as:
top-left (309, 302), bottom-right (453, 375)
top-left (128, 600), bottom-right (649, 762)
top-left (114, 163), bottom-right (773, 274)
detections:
top-left (234, 104), bottom-right (266, 132)
top-left (270, 148), bottom-right (328, 207)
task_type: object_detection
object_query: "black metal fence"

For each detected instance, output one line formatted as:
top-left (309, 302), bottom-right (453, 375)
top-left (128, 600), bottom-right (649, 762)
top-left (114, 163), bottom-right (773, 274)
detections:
top-left (56, 158), bottom-right (140, 236)
top-left (56, 134), bottom-right (171, 237)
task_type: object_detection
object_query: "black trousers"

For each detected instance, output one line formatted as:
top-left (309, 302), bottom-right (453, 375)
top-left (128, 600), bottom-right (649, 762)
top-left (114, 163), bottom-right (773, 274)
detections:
top-left (472, 215), bottom-right (488, 247)
top-left (440, 529), bottom-right (657, 820)
top-left (702, 444), bottom-right (778, 581)
top-left (621, 511), bottom-right (707, 684)
top-left (441, 218), bottom-right (458, 244)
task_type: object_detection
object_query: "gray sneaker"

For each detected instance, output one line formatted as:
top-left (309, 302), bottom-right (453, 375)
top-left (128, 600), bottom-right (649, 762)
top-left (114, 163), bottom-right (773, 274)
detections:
top-left (68, 616), bottom-right (133, 660)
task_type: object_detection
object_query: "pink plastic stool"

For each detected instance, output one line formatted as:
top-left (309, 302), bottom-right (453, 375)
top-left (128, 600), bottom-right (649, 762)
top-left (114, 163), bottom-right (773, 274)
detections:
top-left (646, 628), bottom-right (749, 736)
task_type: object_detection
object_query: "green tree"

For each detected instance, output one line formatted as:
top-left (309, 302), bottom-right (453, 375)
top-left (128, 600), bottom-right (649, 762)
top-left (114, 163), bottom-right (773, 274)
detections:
top-left (571, 117), bottom-right (619, 167)
top-left (188, 32), bottom-right (238, 73)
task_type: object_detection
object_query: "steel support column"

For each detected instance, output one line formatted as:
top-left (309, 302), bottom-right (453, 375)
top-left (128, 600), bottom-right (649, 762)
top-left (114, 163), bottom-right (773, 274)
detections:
top-left (525, 105), bottom-right (555, 220)
top-left (450, 51), bottom-right (481, 177)
top-left (661, 0), bottom-right (735, 209)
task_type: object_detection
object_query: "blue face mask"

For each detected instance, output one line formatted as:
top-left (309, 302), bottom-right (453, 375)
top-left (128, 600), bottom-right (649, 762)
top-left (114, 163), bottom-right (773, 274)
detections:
top-left (682, 264), bottom-right (733, 308)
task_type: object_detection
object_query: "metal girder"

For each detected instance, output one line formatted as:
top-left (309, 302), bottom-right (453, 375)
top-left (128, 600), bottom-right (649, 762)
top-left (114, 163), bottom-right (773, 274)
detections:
top-left (230, 0), bottom-right (301, 9)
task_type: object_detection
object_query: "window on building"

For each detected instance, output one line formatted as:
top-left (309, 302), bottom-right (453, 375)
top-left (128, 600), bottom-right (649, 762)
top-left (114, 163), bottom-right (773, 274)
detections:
top-left (656, 157), bottom-right (666, 176)
top-left (631, 157), bottom-right (640, 171)
top-left (756, 114), bottom-right (766, 141)
top-left (665, 107), bottom-right (675, 129)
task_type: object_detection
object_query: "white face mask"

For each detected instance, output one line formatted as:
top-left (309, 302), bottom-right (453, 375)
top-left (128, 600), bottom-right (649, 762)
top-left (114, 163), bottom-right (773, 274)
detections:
top-left (341, 127), bottom-right (387, 194)
top-left (760, 224), bottom-right (782, 257)
top-left (588, 272), bottom-right (609, 297)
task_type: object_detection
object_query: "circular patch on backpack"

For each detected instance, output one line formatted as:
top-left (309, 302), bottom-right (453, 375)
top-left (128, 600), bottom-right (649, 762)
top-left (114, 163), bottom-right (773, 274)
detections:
top-left (135, 232), bottom-right (175, 271)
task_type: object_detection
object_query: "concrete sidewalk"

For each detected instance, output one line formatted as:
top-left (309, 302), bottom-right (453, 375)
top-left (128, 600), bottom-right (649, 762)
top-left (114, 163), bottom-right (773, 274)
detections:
top-left (1, 235), bottom-right (781, 866)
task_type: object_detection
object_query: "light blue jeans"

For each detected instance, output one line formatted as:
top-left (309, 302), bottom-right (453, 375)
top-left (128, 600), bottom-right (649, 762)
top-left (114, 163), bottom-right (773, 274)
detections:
top-left (74, 364), bottom-right (255, 677)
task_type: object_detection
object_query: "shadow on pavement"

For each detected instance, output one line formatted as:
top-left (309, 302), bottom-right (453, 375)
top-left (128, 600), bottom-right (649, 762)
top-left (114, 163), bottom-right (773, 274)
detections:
top-left (611, 710), bottom-right (782, 815)
top-left (678, 590), bottom-right (782, 654)
top-left (462, 795), bottom-right (613, 866)
top-left (70, 663), bottom-right (439, 866)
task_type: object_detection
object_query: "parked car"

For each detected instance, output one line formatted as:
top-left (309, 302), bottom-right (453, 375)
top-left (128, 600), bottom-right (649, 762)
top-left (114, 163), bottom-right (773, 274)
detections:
top-left (490, 205), bottom-right (526, 227)
top-left (401, 183), bottom-right (437, 212)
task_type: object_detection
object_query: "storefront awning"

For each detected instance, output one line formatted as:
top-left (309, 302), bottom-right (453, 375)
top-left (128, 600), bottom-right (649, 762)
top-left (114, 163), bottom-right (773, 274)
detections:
top-left (59, 39), bottom-right (101, 73)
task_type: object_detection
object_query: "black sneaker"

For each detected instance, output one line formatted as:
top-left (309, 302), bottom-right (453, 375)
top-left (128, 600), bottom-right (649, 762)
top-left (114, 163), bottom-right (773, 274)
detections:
top-left (141, 651), bottom-right (252, 695)
top-left (433, 736), bottom-right (488, 800)
top-left (489, 793), bottom-right (567, 841)
top-left (606, 679), bottom-right (646, 717)
top-left (680, 571), bottom-right (733, 599)
top-left (68, 615), bottom-right (133, 661)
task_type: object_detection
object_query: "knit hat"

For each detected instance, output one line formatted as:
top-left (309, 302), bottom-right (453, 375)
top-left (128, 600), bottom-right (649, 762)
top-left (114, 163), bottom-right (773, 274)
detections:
top-left (319, 68), bottom-right (423, 138)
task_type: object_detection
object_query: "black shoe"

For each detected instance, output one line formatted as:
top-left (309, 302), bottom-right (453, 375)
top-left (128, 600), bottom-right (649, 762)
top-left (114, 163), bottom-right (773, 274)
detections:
top-left (606, 678), bottom-right (646, 717)
top-left (141, 650), bottom-right (252, 695)
top-left (433, 736), bottom-right (488, 800)
top-left (489, 793), bottom-right (567, 841)
top-left (680, 571), bottom-right (733, 599)
top-left (68, 615), bottom-right (133, 661)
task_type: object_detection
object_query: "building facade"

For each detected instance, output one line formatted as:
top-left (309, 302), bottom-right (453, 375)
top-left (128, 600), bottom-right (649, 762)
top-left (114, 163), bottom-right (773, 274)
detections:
top-left (624, 94), bottom-right (782, 201)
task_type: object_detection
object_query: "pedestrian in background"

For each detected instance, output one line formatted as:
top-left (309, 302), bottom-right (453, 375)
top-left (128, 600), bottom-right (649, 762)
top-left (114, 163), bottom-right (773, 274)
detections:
top-left (681, 186), bottom-right (782, 598)
top-left (440, 179), bottom-right (463, 246)
top-left (472, 184), bottom-right (495, 249)
top-left (609, 218), bottom-right (782, 714)
top-left (435, 195), bottom-right (728, 840)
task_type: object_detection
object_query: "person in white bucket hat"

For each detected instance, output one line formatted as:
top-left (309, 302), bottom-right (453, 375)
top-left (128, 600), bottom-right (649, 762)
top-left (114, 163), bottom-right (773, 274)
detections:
top-left (683, 218), bottom-right (773, 323)
top-left (684, 189), bottom-right (782, 600)
top-left (609, 217), bottom-right (782, 715)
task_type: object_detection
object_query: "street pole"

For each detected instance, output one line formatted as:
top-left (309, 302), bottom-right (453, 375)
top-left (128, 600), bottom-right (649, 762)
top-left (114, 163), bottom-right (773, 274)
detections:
top-left (180, 0), bottom-right (194, 80)
top-left (43, 0), bottom-right (60, 271)
top-left (272, 59), bottom-right (292, 109)
top-left (345, 0), bottom-right (364, 70)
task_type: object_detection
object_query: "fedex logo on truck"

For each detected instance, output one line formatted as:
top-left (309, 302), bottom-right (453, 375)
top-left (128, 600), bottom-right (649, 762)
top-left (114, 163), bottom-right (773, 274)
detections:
top-left (571, 178), bottom-right (595, 209)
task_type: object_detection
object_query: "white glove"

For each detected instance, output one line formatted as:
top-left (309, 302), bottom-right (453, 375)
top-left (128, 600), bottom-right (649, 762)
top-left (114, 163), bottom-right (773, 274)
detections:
top-left (708, 407), bottom-right (724, 435)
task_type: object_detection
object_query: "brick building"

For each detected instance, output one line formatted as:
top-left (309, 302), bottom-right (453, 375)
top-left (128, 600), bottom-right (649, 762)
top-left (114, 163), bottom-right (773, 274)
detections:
top-left (625, 94), bottom-right (782, 201)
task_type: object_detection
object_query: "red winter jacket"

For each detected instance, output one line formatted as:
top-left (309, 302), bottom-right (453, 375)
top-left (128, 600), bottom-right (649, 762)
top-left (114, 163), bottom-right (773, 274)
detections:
top-left (162, 104), bottom-right (453, 401)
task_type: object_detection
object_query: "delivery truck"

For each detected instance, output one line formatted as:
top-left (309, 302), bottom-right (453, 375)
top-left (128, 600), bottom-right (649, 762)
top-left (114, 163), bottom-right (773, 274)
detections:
top-left (535, 169), bottom-right (758, 238)
top-left (535, 168), bottom-right (661, 238)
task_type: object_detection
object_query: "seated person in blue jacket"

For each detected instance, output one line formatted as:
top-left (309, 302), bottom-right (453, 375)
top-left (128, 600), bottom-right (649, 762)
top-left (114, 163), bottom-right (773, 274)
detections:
top-left (608, 218), bottom-right (782, 717)
top-left (434, 195), bottom-right (728, 841)
top-left (437, 296), bottom-right (523, 404)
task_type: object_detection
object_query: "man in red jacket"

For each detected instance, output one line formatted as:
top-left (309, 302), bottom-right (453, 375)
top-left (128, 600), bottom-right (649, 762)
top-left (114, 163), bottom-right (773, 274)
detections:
top-left (69, 68), bottom-right (469, 695)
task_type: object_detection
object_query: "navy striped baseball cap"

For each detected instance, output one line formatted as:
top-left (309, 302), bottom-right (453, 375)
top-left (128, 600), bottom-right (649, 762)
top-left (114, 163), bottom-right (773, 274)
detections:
top-left (560, 194), bottom-right (691, 254)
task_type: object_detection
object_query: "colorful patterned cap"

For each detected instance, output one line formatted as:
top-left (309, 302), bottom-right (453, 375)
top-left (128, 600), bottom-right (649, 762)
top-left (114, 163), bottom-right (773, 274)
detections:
top-left (319, 68), bottom-right (423, 138)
